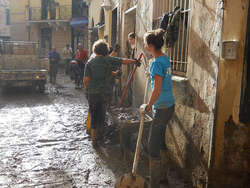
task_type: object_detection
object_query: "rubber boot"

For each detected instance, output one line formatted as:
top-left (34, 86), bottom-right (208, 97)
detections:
top-left (160, 150), bottom-right (169, 185)
top-left (97, 125), bottom-right (104, 140)
top-left (149, 159), bottom-right (162, 188)
top-left (86, 113), bottom-right (91, 135)
top-left (91, 129), bottom-right (97, 147)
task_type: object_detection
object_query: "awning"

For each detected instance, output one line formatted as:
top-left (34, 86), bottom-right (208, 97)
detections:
top-left (70, 17), bottom-right (88, 27)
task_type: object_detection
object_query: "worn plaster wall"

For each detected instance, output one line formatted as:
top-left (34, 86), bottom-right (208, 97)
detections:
top-left (164, 1), bottom-right (223, 187)
top-left (211, 0), bottom-right (250, 187)
top-left (52, 28), bottom-right (71, 55)
top-left (86, 0), bottom-right (101, 52)
top-left (132, 0), bottom-right (153, 105)
top-left (9, 0), bottom-right (28, 41)
top-left (129, 0), bottom-right (223, 187)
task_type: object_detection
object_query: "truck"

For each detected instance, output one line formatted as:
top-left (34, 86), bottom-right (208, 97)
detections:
top-left (0, 41), bottom-right (49, 92)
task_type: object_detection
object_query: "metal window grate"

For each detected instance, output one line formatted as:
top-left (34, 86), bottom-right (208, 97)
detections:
top-left (153, 0), bottom-right (191, 76)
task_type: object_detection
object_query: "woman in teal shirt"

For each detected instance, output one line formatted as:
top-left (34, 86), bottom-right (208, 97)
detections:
top-left (142, 29), bottom-right (175, 187)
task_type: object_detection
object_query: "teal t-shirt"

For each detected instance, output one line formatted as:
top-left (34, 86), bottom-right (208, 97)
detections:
top-left (150, 55), bottom-right (175, 109)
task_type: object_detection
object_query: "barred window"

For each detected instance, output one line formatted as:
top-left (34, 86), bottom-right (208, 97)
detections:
top-left (153, 0), bottom-right (191, 76)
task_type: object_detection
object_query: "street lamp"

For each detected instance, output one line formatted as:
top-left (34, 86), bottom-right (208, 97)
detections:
top-left (101, 0), bottom-right (112, 11)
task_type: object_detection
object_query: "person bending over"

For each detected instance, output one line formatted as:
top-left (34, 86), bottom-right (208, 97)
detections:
top-left (84, 39), bottom-right (141, 146)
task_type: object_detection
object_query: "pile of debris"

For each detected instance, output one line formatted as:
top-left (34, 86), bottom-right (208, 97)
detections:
top-left (108, 107), bottom-right (152, 159)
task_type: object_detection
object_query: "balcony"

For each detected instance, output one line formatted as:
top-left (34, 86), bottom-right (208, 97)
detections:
top-left (27, 5), bottom-right (72, 22)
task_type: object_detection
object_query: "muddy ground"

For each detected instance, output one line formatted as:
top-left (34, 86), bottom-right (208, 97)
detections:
top-left (0, 71), bottom-right (187, 188)
top-left (0, 71), bottom-right (139, 188)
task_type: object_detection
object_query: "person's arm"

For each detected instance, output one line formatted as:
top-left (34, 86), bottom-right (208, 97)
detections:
top-left (84, 76), bottom-right (90, 91)
top-left (84, 62), bottom-right (91, 91)
top-left (122, 58), bottom-right (137, 65)
top-left (146, 75), bottom-right (162, 111)
top-left (108, 56), bottom-right (140, 67)
top-left (112, 70), bottom-right (121, 76)
top-left (110, 51), bottom-right (117, 57)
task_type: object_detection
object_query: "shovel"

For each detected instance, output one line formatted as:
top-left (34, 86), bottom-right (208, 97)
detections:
top-left (115, 104), bottom-right (149, 188)
top-left (120, 53), bottom-right (143, 106)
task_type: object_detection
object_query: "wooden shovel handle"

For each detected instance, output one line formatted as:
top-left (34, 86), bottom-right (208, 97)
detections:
top-left (132, 112), bottom-right (145, 176)
top-left (120, 53), bottom-right (143, 106)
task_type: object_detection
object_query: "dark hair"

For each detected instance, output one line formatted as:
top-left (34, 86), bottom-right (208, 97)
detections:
top-left (128, 32), bottom-right (136, 39)
top-left (144, 29), bottom-right (165, 50)
top-left (109, 46), bottom-right (113, 54)
top-left (114, 44), bottom-right (120, 52)
top-left (92, 39), bottom-right (109, 56)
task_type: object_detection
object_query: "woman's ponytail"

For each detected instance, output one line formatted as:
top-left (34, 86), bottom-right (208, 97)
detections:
top-left (144, 29), bottom-right (165, 50)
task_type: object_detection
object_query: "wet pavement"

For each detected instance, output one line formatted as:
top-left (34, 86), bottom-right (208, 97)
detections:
top-left (0, 72), bottom-right (134, 188)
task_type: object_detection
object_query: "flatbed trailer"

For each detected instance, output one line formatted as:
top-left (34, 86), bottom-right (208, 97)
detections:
top-left (0, 41), bottom-right (48, 92)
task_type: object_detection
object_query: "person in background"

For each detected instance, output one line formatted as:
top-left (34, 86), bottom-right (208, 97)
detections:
top-left (63, 44), bottom-right (73, 75)
top-left (109, 44), bottom-right (122, 106)
top-left (110, 44), bottom-right (120, 57)
top-left (126, 32), bottom-right (136, 106)
top-left (141, 29), bottom-right (175, 187)
top-left (128, 32), bottom-right (136, 59)
top-left (84, 39), bottom-right (141, 146)
top-left (72, 43), bottom-right (88, 88)
top-left (49, 47), bottom-right (61, 84)
top-left (75, 43), bottom-right (88, 73)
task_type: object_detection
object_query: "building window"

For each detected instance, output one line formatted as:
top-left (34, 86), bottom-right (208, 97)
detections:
top-left (6, 8), bottom-right (10, 25)
top-left (153, 0), bottom-right (191, 76)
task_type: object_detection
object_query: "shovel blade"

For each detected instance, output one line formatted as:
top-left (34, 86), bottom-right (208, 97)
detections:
top-left (115, 173), bottom-right (148, 188)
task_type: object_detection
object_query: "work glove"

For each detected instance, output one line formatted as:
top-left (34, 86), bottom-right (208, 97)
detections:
top-left (140, 104), bottom-right (148, 114)
top-left (116, 70), bottom-right (122, 77)
top-left (135, 59), bottom-right (141, 67)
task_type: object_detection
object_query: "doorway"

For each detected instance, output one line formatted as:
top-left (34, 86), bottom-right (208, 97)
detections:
top-left (240, 3), bottom-right (250, 123)
top-left (111, 8), bottom-right (118, 47)
top-left (40, 28), bottom-right (52, 57)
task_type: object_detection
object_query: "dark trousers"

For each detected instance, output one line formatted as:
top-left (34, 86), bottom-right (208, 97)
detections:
top-left (70, 63), bottom-right (82, 87)
top-left (148, 105), bottom-right (175, 160)
top-left (49, 64), bottom-right (58, 84)
top-left (64, 58), bottom-right (72, 74)
top-left (88, 94), bottom-right (107, 129)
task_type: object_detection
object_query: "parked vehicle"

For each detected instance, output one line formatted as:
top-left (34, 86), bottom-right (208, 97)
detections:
top-left (0, 41), bottom-right (49, 92)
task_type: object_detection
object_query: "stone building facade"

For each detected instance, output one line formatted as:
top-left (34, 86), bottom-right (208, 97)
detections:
top-left (88, 0), bottom-right (250, 187)
top-left (0, 0), bottom-right (10, 40)
top-left (9, 0), bottom-right (88, 56)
